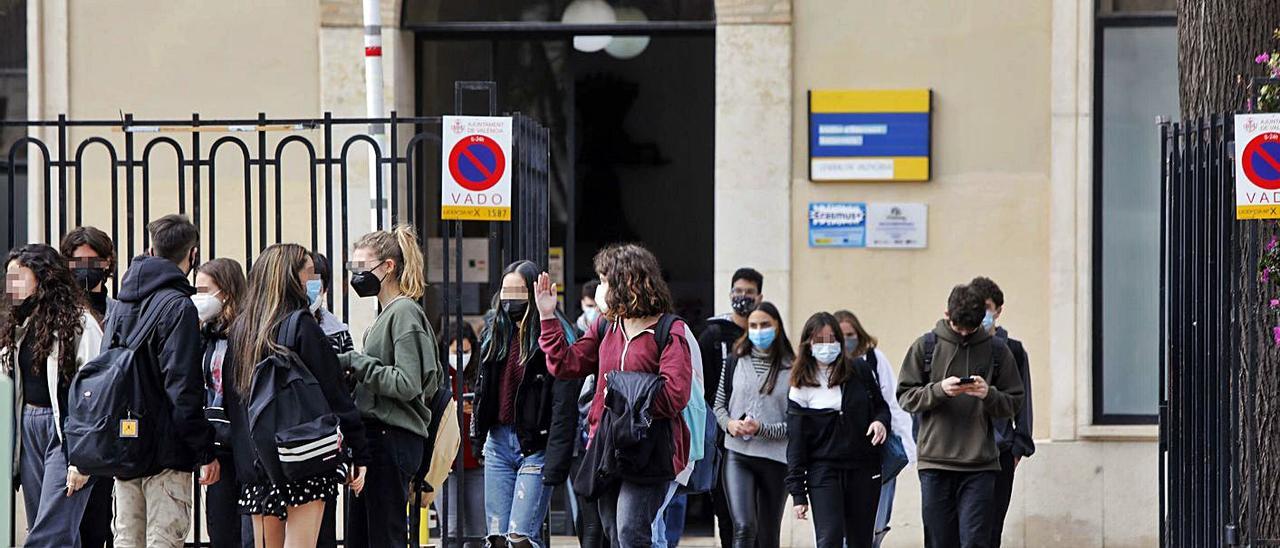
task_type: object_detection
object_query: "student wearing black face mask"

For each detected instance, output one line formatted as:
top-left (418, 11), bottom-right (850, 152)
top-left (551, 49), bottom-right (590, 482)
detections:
top-left (58, 226), bottom-right (118, 548)
top-left (696, 267), bottom-right (762, 547)
top-left (338, 225), bottom-right (441, 548)
top-left (471, 260), bottom-right (584, 548)
top-left (60, 226), bottom-right (116, 323)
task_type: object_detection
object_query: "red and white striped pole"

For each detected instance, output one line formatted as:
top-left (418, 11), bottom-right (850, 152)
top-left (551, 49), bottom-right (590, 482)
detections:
top-left (362, 0), bottom-right (387, 229)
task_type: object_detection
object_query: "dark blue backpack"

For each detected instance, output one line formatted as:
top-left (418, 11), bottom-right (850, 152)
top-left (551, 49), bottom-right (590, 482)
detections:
top-left (66, 290), bottom-right (184, 478)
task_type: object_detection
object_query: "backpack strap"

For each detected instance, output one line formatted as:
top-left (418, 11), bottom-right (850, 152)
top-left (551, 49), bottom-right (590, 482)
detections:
top-left (653, 314), bottom-right (679, 353)
top-left (275, 310), bottom-right (307, 347)
top-left (864, 348), bottom-right (880, 385)
top-left (989, 335), bottom-right (1007, 374)
top-left (921, 332), bottom-right (937, 376)
top-left (123, 290), bottom-right (184, 351)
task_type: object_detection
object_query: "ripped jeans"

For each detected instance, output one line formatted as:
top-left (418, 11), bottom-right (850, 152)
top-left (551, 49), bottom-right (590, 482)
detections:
top-left (483, 425), bottom-right (553, 548)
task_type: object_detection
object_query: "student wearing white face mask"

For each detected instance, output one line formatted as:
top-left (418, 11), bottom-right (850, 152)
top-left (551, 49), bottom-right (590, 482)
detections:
top-left (435, 321), bottom-right (485, 547)
top-left (786, 312), bottom-right (890, 548)
top-left (575, 280), bottom-right (601, 335)
top-left (193, 258), bottom-right (253, 548)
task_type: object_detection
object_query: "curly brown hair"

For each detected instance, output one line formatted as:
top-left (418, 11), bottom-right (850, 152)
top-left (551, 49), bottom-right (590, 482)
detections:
top-left (593, 244), bottom-right (672, 319)
top-left (1, 244), bottom-right (86, 380)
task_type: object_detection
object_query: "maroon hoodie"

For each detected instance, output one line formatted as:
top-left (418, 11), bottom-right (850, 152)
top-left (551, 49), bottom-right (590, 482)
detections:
top-left (539, 317), bottom-right (692, 476)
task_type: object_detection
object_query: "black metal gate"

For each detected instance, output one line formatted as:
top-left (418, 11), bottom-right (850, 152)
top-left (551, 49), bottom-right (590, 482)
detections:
top-left (1160, 112), bottom-right (1280, 547)
top-left (0, 82), bottom-right (551, 547)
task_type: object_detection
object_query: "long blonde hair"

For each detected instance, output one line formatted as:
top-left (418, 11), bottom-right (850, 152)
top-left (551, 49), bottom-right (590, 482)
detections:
top-left (353, 224), bottom-right (425, 300)
top-left (230, 244), bottom-right (311, 395)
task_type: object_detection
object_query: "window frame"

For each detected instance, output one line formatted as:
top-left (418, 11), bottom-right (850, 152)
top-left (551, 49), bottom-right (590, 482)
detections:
top-left (1091, 12), bottom-right (1176, 425)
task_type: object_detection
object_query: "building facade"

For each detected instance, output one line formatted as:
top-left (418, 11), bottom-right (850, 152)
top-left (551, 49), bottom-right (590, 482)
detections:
top-left (14, 0), bottom-right (1165, 545)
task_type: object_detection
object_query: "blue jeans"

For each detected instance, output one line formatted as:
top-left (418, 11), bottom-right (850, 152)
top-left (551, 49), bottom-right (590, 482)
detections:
top-left (601, 481), bottom-right (677, 548)
top-left (652, 489), bottom-right (685, 547)
top-left (20, 406), bottom-right (95, 548)
top-left (873, 477), bottom-right (897, 548)
top-left (483, 425), bottom-right (553, 547)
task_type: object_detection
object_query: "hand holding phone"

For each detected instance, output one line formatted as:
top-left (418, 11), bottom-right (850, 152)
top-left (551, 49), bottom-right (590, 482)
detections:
top-left (958, 376), bottom-right (976, 385)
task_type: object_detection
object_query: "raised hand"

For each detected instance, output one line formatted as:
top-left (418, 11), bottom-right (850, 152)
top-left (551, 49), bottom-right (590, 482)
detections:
top-left (534, 272), bottom-right (559, 319)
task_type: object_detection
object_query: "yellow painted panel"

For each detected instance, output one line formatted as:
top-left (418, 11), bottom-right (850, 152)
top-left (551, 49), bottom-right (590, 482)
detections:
top-left (810, 89), bottom-right (931, 113)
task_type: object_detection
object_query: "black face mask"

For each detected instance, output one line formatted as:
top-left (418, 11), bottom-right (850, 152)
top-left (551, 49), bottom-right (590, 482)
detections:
top-left (350, 265), bottom-right (385, 298)
top-left (502, 299), bottom-right (529, 321)
top-left (731, 295), bottom-right (757, 316)
top-left (73, 267), bottom-right (108, 293)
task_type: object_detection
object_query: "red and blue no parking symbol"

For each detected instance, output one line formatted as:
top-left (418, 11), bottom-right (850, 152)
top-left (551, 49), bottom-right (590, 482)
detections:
top-left (1243, 132), bottom-right (1280, 190)
top-left (448, 135), bottom-right (507, 192)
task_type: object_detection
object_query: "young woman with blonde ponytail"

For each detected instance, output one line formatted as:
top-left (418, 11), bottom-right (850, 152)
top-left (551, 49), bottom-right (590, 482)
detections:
top-left (339, 225), bottom-right (443, 548)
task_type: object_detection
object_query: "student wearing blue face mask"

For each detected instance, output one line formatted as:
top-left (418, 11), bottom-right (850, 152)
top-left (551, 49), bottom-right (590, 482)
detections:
top-left (310, 253), bottom-right (354, 355)
top-left (713, 302), bottom-right (794, 548)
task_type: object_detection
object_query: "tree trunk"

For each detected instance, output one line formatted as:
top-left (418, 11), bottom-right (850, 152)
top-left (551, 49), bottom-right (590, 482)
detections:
top-left (1178, 0), bottom-right (1280, 117)
top-left (1179, 0), bottom-right (1280, 542)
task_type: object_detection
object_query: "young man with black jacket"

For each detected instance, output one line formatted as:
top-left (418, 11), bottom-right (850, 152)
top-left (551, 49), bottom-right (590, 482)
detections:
top-left (103, 214), bottom-right (219, 548)
top-left (695, 267), bottom-right (762, 548)
top-left (968, 277), bottom-right (1035, 547)
top-left (897, 284), bottom-right (1024, 548)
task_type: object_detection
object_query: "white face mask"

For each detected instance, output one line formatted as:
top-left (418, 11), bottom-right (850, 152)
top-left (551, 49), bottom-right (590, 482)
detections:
top-left (594, 281), bottom-right (610, 319)
top-left (811, 342), bottom-right (842, 366)
top-left (447, 352), bottom-right (471, 370)
top-left (191, 293), bottom-right (223, 323)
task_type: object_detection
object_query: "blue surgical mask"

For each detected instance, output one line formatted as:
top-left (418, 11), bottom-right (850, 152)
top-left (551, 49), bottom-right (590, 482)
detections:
top-left (981, 310), bottom-right (996, 332)
top-left (307, 279), bottom-right (323, 309)
top-left (748, 327), bottom-right (776, 350)
top-left (811, 343), bottom-right (841, 365)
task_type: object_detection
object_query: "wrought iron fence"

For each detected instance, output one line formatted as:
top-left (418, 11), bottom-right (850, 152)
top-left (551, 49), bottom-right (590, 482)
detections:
top-left (1160, 112), bottom-right (1280, 547)
top-left (0, 95), bottom-right (551, 547)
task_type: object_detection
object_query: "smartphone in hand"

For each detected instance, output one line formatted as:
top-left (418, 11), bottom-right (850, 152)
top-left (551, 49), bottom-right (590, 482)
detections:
top-left (958, 376), bottom-right (977, 385)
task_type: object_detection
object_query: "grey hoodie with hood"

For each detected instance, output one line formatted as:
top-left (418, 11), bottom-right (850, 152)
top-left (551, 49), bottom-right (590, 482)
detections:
top-left (897, 319), bottom-right (1024, 472)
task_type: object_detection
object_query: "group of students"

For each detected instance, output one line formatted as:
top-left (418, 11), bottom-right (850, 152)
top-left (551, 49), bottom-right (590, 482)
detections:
top-left (2, 215), bottom-right (441, 548)
top-left (3, 216), bottom-right (1034, 548)
top-left (680, 269), bottom-right (1034, 548)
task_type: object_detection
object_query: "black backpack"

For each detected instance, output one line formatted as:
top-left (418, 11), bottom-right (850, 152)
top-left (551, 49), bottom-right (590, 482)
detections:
top-left (246, 311), bottom-right (344, 483)
top-left (65, 290), bottom-right (184, 477)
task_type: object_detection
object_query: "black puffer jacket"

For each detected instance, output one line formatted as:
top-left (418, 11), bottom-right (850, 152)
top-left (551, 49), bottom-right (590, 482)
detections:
top-left (103, 256), bottom-right (214, 478)
top-left (472, 314), bottom-right (583, 486)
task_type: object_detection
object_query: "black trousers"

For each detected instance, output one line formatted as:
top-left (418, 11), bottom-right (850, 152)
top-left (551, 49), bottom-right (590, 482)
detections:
top-left (206, 451), bottom-right (251, 548)
top-left (724, 452), bottom-right (787, 548)
top-left (919, 468), bottom-right (997, 548)
top-left (346, 424), bottom-right (426, 548)
top-left (989, 451), bottom-right (1017, 548)
top-left (712, 447), bottom-right (733, 548)
top-left (79, 477), bottom-right (113, 548)
top-left (807, 463), bottom-right (881, 548)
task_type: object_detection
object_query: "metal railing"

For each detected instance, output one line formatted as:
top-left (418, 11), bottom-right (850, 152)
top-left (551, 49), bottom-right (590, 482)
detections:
top-left (0, 92), bottom-right (552, 547)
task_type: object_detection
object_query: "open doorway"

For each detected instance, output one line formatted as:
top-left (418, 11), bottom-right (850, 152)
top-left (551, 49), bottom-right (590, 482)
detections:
top-left (411, 0), bottom-right (716, 542)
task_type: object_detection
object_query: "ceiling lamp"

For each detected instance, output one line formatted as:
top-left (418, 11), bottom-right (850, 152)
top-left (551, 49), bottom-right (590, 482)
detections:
top-left (605, 7), bottom-right (650, 59)
top-left (562, 0), bottom-right (616, 53)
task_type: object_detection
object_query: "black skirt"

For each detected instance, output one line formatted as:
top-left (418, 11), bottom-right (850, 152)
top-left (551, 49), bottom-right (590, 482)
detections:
top-left (239, 471), bottom-right (343, 519)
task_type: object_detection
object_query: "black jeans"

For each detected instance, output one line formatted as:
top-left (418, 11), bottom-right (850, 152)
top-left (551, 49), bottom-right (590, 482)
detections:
top-left (598, 481), bottom-right (672, 548)
top-left (807, 463), bottom-right (881, 548)
top-left (989, 450), bottom-right (1017, 547)
top-left (724, 452), bottom-right (787, 548)
top-left (919, 469), bottom-right (997, 548)
top-left (206, 451), bottom-right (252, 548)
top-left (346, 424), bottom-right (426, 548)
top-left (80, 477), bottom-right (114, 548)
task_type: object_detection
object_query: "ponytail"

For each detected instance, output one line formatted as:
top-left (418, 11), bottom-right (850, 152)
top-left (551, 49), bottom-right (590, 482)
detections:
top-left (394, 225), bottom-right (425, 299)
top-left (353, 224), bottom-right (426, 300)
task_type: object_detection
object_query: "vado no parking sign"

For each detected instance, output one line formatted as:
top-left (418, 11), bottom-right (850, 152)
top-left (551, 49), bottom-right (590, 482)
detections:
top-left (442, 116), bottom-right (513, 221)
top-left (1236, 113), bottom-right (1280, 220)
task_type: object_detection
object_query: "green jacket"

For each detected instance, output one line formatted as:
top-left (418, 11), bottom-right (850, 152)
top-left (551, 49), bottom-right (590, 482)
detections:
top-left (896, 320), bottom-right (1024, 472)
top-left (340, 297), bottom-right (441, 439)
